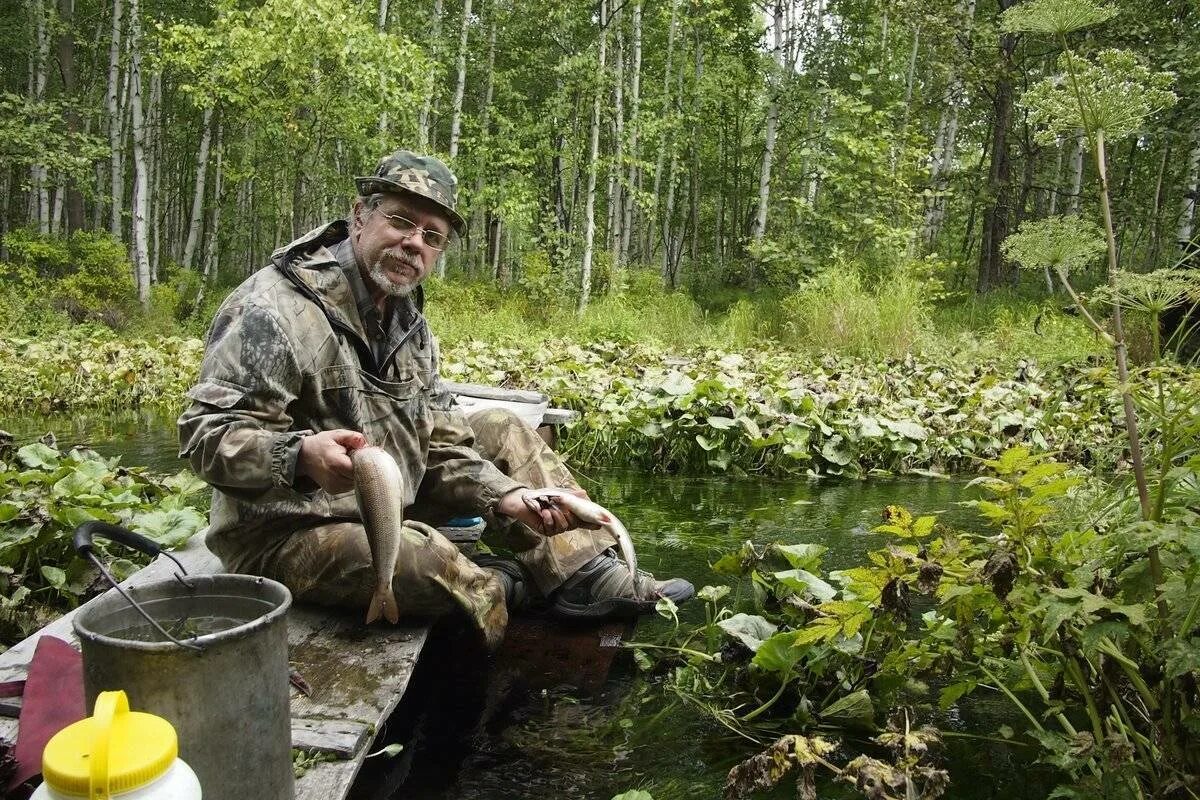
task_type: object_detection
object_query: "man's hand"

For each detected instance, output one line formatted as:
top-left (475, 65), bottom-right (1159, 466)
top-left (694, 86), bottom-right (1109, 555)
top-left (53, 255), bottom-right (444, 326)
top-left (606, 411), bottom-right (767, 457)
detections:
top-left (296, 429), bottom-right (368, 494)
top-left (495, 487), bottom-right (597, 536)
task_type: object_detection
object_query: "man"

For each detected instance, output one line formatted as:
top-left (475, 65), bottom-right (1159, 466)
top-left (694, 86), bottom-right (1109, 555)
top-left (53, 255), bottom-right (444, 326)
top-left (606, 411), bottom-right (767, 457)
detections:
top-left (178, 149), bottom-right (693, 647)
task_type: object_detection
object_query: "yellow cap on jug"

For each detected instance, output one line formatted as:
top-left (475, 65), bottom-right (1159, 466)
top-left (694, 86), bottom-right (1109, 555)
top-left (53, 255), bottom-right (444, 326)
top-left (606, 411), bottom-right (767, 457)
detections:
top-left (42, 691), bottom-right (178, 799)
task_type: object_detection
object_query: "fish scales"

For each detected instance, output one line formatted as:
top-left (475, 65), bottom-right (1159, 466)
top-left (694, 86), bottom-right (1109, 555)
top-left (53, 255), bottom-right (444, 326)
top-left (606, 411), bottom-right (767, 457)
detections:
top-left (351, 446), bottom-right (406, 624)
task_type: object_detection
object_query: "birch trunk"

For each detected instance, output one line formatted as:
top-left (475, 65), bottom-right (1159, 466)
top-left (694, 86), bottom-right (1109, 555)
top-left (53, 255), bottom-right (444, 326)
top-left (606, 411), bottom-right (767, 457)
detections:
top-left (1067, 132), bottom-right (1084, 215)
top-left (147, 71), bottom-right (162, 282)
top-left (1176, 124), bottom-right (1200, 248)
top-left (107, 0), bottom-right (125, 238)
top-left (31, 0), bottom-right (50, 233)
top-left (377, 0), bottom-right (390, 133)
top-left (472, 4), bottom-right (497, 273)
top-left (921, 0), bottom-right (974, 249)
top-left (447, 0), bottom-right (472, 160)
top-left (197, 122), bottom-right (223, 310)
top-left (607, 13), bottom-right (625, 282)
top-left (128, 0), bottom-right (151, 304)
top-left (661, 68), bottom-right (682, 287)
top-left (619, 0), bottom-right (641, 268)
top-left (578, 0), bottom-right (608, 314)
top-left (417, 0), bottom-right (444, 150)
top-left (182, 106), bottom-right (215, 271)
top-left (1047, 136), bottom-right (1064, 216)
top-left (648, 0), bottom-right (679, 262)
top-left (57, 0), bottom-right (84, 232)
top-left (750, 1), bottom-right (785, 248)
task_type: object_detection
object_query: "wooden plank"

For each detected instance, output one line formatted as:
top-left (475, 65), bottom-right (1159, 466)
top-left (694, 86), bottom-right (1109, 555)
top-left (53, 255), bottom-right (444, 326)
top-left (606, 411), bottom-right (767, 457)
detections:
top-left (0, 534), bottom-right (432, 800)
top-left (294, 756), bottom-right (360, 800)
top-left (444, 381), bottom-right (548, 404)
top-left (541, 408), bottom-right (578, 425)
top-left (290, 718), bottom-right (370, 757)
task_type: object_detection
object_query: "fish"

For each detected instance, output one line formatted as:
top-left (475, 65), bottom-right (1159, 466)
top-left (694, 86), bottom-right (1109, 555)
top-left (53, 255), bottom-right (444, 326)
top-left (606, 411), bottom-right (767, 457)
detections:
top-left (521, 488), bottom-right (644, 599)
top-left (351, 446), bottom-right (406, 624)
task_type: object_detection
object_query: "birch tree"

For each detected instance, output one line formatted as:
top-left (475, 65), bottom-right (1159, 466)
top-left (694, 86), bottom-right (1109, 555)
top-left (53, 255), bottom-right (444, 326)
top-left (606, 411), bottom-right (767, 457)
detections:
top-left (181, 106), bottom-right (215, 271)
top-left (127, 0), bottom-right (151, 304)
top-left (106, 0), bottom-right (125, 239)
top-left (619, 0), bottom-right (641, 269)
top-left (418, 0), bottom-right (444, 150)
top-left (1177, 126), bottom-right (1200, 249)
top-left (448, 0), bottom-right (473, 160)
top-left (749, 1), bottom-right (785, 248)
top-left (578, 0), bottom-right (608, 313)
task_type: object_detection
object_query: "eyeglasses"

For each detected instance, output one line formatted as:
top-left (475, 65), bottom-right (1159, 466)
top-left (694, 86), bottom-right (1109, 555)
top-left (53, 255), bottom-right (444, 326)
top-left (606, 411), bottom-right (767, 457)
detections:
top-left (376, 211), bottom-right (450, 251)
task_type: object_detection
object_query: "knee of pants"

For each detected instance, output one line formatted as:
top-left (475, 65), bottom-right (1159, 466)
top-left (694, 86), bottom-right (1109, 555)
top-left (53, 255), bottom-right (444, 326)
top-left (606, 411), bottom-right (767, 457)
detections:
top-left (467, 407), bottom-right (538, 462)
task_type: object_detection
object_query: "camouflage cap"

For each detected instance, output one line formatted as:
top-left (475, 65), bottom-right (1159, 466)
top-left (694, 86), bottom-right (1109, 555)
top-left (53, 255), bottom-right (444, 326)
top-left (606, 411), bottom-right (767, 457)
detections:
top-left (354, 150), bottom-right (466, 235)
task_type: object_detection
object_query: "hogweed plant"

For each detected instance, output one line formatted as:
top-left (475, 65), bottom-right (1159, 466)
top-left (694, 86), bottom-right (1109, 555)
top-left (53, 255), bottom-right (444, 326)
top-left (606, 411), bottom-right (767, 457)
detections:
top-left (1001, 0), bottom-right (1177, 520)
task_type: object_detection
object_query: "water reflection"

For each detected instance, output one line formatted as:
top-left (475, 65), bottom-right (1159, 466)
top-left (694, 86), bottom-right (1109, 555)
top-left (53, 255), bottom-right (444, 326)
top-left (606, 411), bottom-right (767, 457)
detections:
top-left (0, 409), bottom-right (185, 473)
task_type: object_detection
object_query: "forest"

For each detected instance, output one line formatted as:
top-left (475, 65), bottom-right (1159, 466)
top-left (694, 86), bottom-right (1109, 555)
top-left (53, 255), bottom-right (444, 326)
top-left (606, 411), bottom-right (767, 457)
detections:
top-left (2, 0), bottom-right (1195, 319)
top-left (2, 0), bottom-right (1200, 798)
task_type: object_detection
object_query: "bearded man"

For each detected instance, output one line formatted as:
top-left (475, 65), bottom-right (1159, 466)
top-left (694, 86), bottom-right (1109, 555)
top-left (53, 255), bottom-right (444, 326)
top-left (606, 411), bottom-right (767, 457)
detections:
top-left (178, 150), bottom-right (693, 646)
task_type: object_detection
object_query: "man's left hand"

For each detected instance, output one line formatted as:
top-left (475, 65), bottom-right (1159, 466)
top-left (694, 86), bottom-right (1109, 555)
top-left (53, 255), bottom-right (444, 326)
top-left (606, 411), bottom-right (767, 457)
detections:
top-left (496, 487), bottom-right (593, 536)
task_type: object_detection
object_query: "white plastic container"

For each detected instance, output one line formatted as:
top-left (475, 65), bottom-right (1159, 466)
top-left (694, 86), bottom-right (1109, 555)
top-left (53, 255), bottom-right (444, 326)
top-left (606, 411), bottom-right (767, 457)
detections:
top-left (32, 690), bottom-right (201, 800)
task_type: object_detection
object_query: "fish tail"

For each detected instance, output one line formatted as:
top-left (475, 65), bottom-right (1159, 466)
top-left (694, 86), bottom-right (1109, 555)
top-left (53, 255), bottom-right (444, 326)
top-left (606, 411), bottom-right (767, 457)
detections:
top-left (366, 586), bottom-right (400, 624)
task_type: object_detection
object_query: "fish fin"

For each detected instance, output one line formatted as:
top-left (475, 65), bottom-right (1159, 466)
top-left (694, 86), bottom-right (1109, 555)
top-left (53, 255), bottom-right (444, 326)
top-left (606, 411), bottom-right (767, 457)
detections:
top-left (366, 587), bottom-right (400, 625)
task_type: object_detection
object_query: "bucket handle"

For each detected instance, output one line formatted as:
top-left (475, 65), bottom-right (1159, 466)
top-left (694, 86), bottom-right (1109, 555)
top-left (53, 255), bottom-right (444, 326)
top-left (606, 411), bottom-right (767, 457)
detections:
top-left (89, 690), bottom-right (128, 800)
top-left (73, 522), bottom-right (203, 652)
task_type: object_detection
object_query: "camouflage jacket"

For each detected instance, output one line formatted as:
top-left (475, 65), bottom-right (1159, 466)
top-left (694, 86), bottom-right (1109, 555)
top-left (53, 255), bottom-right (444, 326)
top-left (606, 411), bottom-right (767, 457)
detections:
top-left (178, 221), bottom-right (523, 572)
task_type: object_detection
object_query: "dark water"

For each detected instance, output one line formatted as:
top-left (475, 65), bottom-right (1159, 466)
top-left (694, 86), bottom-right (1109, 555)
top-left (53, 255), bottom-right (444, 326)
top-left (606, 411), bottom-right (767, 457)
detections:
top-left (0, 412), bottom-right (1052, 799)
top-left (387, 471), bottom-right (1050, 800)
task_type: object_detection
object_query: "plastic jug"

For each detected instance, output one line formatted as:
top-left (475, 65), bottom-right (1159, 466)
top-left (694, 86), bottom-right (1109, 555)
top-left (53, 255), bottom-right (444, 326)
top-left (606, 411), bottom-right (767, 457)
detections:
top-left (32, 690), bottom-right (201, 800)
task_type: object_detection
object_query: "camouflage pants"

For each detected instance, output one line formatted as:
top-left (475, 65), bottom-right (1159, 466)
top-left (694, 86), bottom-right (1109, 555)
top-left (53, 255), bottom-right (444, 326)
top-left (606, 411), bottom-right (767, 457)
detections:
top-left (266, 408), bottom-right (615, 645)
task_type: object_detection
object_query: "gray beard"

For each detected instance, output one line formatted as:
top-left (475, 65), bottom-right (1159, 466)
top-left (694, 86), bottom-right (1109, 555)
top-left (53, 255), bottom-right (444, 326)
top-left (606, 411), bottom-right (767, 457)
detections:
top-left (367, 255), bottom-right (420, 297)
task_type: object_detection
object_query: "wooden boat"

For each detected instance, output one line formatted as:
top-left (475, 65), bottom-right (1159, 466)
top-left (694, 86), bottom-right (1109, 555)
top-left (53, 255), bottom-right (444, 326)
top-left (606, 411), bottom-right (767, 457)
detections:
top-left (0, 389), bottom-right (634, 800)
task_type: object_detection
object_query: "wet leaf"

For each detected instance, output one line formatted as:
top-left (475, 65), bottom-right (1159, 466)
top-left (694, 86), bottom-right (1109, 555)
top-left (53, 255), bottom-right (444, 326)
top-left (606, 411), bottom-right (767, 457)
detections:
top-left (716, 613), bottom-right (778, 653)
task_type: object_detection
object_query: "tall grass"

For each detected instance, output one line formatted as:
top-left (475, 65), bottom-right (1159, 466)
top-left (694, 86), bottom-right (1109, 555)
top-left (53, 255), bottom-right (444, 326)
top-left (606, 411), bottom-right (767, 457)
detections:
top-left (779, 270), bottom-right (930, 358)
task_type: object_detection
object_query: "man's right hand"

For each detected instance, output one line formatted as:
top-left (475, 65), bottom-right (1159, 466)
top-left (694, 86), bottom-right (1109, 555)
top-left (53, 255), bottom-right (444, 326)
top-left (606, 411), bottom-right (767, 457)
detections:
top-left (296, 429), bottom-right (368, 494)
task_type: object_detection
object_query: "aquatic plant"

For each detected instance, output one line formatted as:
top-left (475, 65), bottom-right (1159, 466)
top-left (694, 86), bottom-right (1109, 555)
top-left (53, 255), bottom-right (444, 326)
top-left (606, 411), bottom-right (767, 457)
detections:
top-left (633, 441), bottom-right (1200, 798)
top-left (0, 433), bottom-right (207, 642)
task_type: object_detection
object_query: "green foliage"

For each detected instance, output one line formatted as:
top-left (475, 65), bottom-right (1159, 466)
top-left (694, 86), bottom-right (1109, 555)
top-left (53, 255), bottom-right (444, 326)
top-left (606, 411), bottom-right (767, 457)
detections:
top-left (2, 229), bottom-right (138, 328)
top-left (442, 339), bottom-right (1145, 477)
top-left (636, 437), bottom-right (1200, 796)
top-left (0, 93), bottom-right (107, 176)
top-left (1000, 0), bottom-right (1119, 37)
top-left (780, 268), bottom-right (931, 359)
top-left (1001, 218), bottom-right (1107, 278)
top-left (0, 435), bottom-right (207, 642)
top-left (0, 331), bottom-right (203, 412)
top-left (1020, 50), bottom-right (1177, 145)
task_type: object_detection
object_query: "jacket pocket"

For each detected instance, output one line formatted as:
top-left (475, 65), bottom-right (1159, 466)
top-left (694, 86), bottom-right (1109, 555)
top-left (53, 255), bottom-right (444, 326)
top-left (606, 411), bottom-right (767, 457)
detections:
top-left (186, 380), bottom-right (248, 409)
top-left (316, 364), bottom-right (422, 401)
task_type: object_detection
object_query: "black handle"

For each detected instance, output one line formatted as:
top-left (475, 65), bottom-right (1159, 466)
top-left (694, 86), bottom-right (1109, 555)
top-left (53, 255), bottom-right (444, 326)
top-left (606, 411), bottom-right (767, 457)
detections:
top-left (73, 521), bottom-right (163, 560)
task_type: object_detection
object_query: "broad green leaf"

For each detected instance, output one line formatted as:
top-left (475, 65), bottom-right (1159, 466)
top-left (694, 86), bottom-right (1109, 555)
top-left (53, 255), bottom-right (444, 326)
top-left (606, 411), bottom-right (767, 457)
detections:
top-left (17, 443), bottom-right (59, 470)
top-left (773, 543), bottom-right (827, 571)
top-left (40, 565), bottom-right (67, 589)
top-left (774, 569), bottom-right (837, 602)
top-left (131, 508), bottom-right (207, 548)
top-left (716, 613), bottom-right (778, 652)
top-left (697, 585), bottom-right (730, 604)
top-left (752, 630), bottom-right (806, 674)
top-left (819, 689), bottom-right (874, 724)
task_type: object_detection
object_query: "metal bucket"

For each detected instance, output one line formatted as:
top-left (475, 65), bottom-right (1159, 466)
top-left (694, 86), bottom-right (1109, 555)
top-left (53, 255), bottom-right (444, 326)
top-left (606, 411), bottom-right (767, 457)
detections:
top-left (71, 522), bottom-right (294, 800)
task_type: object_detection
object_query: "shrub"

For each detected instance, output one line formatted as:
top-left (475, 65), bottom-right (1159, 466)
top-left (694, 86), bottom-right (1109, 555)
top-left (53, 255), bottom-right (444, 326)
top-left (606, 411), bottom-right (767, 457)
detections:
top-left (781, 268), bottom-right (932, 358)
top-left (2, 229), bottom-right (138, 328)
